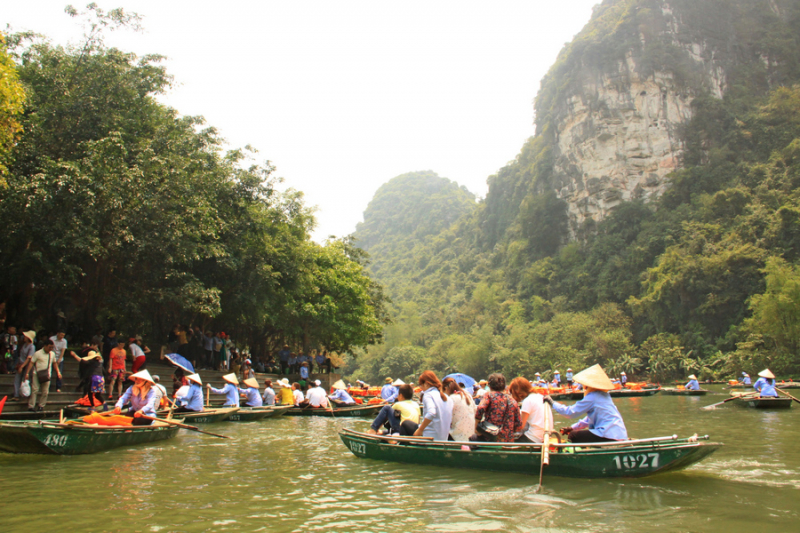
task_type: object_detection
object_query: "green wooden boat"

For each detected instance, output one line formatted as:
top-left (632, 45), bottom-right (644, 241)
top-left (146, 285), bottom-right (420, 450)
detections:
top-left (265, 405), bottom-right (293, 417)
top-left (156, 407), bottom-right (239, 423)
top-left (661, 388), bottom-right (710, 396)
top-left (0, 419), bottom-right (181, 455)
top-left (339, 429), bottom-right (721, 479)
top-left (550, 391), bottom-right (585, 401)
top-left (284, 404), bottom-right (385, 417)
top-left (609, 387), bottom-right (661, 398)
top-left (227, 407), bottom-right (271, 422)
top-left (739, 396), bottom-right (792, 409)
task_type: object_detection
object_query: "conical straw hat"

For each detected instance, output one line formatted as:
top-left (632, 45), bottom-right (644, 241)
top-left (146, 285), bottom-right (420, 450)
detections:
top-left (332, 379), bottom-right (346, 390)
top-left (222, 373), bottom-right (239, 385)
top-left (758, 369), bottom-right (775, 379)
top-left (244, 377), bottom-right (259, 388)
top-left (572, 364), bottom-right (614, 391)
top-left (131, 369), bottom-right (155, 384)
top-left (688, 374), bottom-right (697, 380)
top-left (187, 373), bottom-right (203, 385)
top-left (392, 379), bottom-right (405, 386)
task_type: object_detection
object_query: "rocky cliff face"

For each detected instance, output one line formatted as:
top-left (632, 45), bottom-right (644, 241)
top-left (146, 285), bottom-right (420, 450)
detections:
top-left (544, 0), bottom-right (785, 231)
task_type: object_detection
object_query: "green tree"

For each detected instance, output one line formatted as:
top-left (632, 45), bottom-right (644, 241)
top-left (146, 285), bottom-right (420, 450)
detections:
top-left (0, 32), bottom-right (25, 181)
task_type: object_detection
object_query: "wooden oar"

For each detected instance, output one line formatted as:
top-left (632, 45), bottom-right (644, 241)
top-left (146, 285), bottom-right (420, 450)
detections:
top-left (536, 407), bottom-right (551, 492)
top-left (701, 392), bottom-right (758, 410)
top-left (206, 387), bottom-right (210, 407)
top-left (138, 415), bottom-right (232, 439)
top-left (776, 388), bottom-right (800, 404)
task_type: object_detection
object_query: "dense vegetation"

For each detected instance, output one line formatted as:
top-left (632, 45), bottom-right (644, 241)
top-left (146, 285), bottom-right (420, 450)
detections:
top-left (347, 0), bottom-right (800, 384)
top-left (0, 7), bottom-right (388, 356)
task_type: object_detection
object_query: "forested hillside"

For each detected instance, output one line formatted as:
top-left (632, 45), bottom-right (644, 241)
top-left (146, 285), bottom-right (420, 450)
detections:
top-left (348, 0), bottom-right (800, 384)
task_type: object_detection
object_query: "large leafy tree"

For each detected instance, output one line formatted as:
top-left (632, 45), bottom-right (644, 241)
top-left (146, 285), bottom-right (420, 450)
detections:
top-left (0, 32), bottom-right (25, 181)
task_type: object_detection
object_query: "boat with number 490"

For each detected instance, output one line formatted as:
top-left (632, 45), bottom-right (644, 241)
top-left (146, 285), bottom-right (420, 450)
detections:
top-left (0, 418), bottom-right (181, 455)
top-left (338, 428), bottom-right (722, 479)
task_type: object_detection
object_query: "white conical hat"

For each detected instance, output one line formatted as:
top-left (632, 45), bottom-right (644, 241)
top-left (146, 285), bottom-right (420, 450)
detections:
top-left (620, 372), bottom-right (626, 375)
top-left (222, 373), bottom-right (239, 385)
top-left (688, 374), bottom-right (697, 380)
top-left (332, 379), bottom-right (346, 390)
top-left (758, 369), bottom-right (775, 379)
top-left (131, 369), bottom-right (155, 384)
top-left (392, 379), bottom-right (405, 386)
top-left (187, 373), bottom-right (203, 385)
top-left (244, 377), bottom-right (259, 388)
top-left (572, 364), bottom-right (614, 391)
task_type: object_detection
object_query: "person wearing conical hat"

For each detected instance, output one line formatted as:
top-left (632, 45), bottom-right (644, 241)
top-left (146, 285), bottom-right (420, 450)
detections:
top-left (238, 377), bottom-right (263, 407)
top-left (740, 372), bottom-right (752, 386)
top-left (552, 371), bottom-right (562, 387)
top-left (619, 371), bottom-right (628, 386)
top-left (174, 373), bottom-right (204, 413)
top-left (73, 349), bottom-right (106, 409)
top-left (565, 368), bottom-right (574, 388)
top-left (543, 364), bottom-right (628, 444)
top-left (113, 369), bottom-right (158, 424)
top-left (685, 374), bottom-right (700, 391)
top-left (328, 379), bottom-right (356, 406)
top-left (207, 373), bottom-right (240, 407)
top-left (753, 369), bottom-right (779, 398)
top-left (381, 377), bottom-right (399, 403)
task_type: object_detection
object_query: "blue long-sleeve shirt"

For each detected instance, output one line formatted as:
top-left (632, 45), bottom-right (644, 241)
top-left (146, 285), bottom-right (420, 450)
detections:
top-left (238, 386), bottom-right (263, 407)
top-left (753, 377), bottom-right (778, 397)
top-left (381, 384), bottom-right (399, 402)
top-left (115, 386), bottom-right (158, 417)
top-left (329, 389), bottom-right (355, 405)
top-left (552, 391), bottom-right (628, 441)
top-left (210, 382), bottom-right (240, 406)
top-left (741, 376), bottom-right (752, 385)
top-left (179, 383), bottom-right (204, 411)
top-left (685, 379), bottom-right (700, 390)
top-left (566, 372), bottom-right (573, 381)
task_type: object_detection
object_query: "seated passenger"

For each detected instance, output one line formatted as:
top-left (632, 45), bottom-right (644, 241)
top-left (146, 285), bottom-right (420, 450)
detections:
top-left (113, 370), bottom-right (158, 425)
top-left (472, 373), bottom-right (519, 443)
top-left (754, 369), bottom-right (779, 398)
top-left (328, 380), bottom-right (356, 406)
top-left (262, 379), bottom-right (276, 406)
top-left (545, 364), bottom-right (628, 444)
top-left (685, 374), bottom-right (700, 391)
top-left (368, 384), bottom-right (420, 436)
top-left (291, 382), bottom-right (304, 406)
top-left (509, 377), bottom-right (553, 443)
top-left (413, 370), bottom-right (453, 441)
top-left (207, 373), bottom-right (241, 407)
top-left (174, 373), bottom-right (204, 412)
top-left (238, 377), bottom-right (263, 407)
top-left (303, 379), bottom-right (329, 408)
top-left (443, 378), bottom-right (476, 441)
top-left (276, 378), bottom-right (294, 405)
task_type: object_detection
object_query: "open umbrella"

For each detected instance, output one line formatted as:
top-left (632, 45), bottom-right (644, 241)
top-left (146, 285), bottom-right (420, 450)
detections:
top-left (444, 373), bottom-right (477, 391)
top-left (164, 353), bottom-right (194, 373)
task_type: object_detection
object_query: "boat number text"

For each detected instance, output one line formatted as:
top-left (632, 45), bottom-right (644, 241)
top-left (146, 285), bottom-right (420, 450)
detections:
top-left (349, 442), bottom-right (366, 455)
top-left (43, 434), bottom-right (69, 447)
top-left (612, 453), bottom-right (659, 469)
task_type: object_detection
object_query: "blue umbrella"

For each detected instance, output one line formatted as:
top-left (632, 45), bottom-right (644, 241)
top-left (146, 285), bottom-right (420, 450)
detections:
top-left (444, 372), bottom-right (477, 391)
top-left (164, 353), bottom-right (194, 373)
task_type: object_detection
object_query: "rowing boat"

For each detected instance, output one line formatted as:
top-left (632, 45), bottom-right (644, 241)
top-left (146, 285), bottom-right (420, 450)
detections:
top-left (609, 387), bottom-right (661, 398)
top-left (661, 388), bottom-right (710, 396)
top-left (284, 404), bottom-right (385, 417)
top-left (156, 407), bottom-right (239, 423)
top-left (227, 407), bottom-right (272, 422)
top-left (266, 405), bottom-right (293, 417)
top-left (730, 392), bottom-right (792, 409)
top-left (0, 419), bottom-right (181, 455)
top-left (338, 429), bottom-right (721, 479)
top-left (550, 391), bottom-right (585, 401)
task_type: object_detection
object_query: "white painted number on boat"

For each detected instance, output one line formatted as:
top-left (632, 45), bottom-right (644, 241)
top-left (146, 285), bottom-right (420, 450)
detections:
top-left (613, 453), bottom-right (659, 469)
top-left (349, 442), bottom-right (366, 455)
top-left (43, 434), bottom-right (68, 448)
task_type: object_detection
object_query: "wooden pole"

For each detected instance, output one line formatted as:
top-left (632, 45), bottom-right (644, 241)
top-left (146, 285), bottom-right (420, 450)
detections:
top-left (776, 388), bottom-right (800, 404)
top-left (139, 415), bottom-right (232, 439)
top-left (206, 386), bottom-right (210, 407)
top-left (537, 407), bottom-right (551, 492)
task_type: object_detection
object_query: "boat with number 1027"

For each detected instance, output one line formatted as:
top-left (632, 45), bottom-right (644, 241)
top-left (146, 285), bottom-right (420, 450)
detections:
top-left (338, 429), bottom-right (722, 479)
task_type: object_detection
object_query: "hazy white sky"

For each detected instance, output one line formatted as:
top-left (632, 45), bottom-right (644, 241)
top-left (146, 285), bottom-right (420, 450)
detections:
top-left (4, 1), bottom-right (598, 241)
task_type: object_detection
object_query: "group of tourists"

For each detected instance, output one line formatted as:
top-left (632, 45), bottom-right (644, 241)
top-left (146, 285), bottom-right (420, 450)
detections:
top-left (168, 325), bottom-right (252, 374)
top-left (366, 365), bottom-right (629, 444)
top-left (275, 345), bottom-right (334, 375)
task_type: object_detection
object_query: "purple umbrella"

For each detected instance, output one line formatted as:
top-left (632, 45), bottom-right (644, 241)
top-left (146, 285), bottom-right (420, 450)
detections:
top-left (164, 353), bottom-right (194, 373)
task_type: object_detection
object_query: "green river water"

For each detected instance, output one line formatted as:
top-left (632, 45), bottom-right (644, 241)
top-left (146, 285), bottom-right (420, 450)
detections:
top-left (1, 385), bottom-right (798, 532)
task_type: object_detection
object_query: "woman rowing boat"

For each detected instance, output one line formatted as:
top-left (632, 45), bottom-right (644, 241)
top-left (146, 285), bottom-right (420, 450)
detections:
top-left (685, 374), bottom-right (700, 391)
top-left (113, 369), bottom-right (158, 425)
top-left (544, 364), bottom-right (628, 444)
top-left (238, 377), bottom-right (263, 407)
top-left (207, 373), bottom-right (240, 407)
top-left (753, 369), bottom-right (779, 398)
top-left (174, 373), bottom-right (204, 412)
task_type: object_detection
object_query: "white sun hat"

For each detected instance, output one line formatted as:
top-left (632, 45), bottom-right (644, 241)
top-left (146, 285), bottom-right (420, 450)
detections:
top-left (278, 378), bottom-right (291, 388)
top-left (130, 369), bottom-right (155, 384)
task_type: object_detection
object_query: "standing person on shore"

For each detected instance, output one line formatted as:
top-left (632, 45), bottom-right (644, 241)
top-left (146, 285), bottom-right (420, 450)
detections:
top-left (314, 350), bottom-right (325, 374)
top-left (203, 331), bottom-right (214, 370)
top-left (102, 329), bottom-right (118, 360)
top-left (49, 330), bottom-right (68, 393)
top-left (129, 337), bottom-right (150, 373)
top-left (413, 371), bottom-right (453, 441)
top-left (278, 344), bottom-right (291, 375)
top-left (24, 337), bottom-right (61, 412)
top-left (239, 377), bottom-right (263, 407)
top-left (113, 370), bottom-right (158, 425)
top-left (217, 332), bottom-right (228, 371)
top-left (107, 340), bottom-right (128, 401)
top-left (69, 346), bottom-right (105, 409)
top-left (207, 373), bottom-right (240, 407)
top-left (288, 351), bottom-right (298, 375)
top-left (509, 377), bottom-right (552, 443)
top-left (262, 379), bottom-right (276, 405)
top-left (13, 330), bottom-right (36, 401)
top-left (212, 332), bottom-right (222, 370)
top-left (545, 364), bottom-right (628, 444)
top-left (174, 373), bottom-right (204, 413)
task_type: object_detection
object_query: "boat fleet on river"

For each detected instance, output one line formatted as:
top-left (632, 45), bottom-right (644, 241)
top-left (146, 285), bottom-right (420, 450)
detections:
top-left (0, 363), bottom-right (796, 483)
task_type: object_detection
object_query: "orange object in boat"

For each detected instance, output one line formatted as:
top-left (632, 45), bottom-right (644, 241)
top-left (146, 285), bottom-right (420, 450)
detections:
top-left (81, 412), bottom-right (134, 426)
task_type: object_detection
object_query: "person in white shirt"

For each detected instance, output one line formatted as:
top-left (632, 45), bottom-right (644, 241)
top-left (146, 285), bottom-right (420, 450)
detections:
top-left (262, 379), bottom-right (276, 405)
top-left (291, 382), bottom-right (304, 406)
top-left (49, 331), bottom-right (72, 392)
top-left (152, 374), bottom-right (169, 410)
top-left (304, 379), bottom-right (328, 408)
top-left (509, 377), bottom-right (553, 443)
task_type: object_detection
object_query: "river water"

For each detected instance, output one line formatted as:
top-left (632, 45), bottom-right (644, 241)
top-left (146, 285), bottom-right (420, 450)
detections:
top-left (2, 385), bottom-right (798, 532)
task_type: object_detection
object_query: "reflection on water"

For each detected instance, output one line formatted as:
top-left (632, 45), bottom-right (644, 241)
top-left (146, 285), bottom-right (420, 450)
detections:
top-left (1, 386), bottom-right (799, 532)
